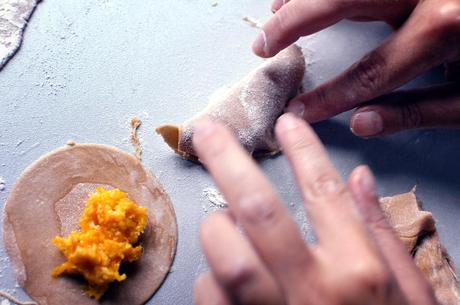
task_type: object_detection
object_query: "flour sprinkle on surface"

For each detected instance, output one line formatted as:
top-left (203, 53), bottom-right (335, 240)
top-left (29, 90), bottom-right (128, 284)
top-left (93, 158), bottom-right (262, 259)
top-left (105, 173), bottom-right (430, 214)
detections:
top-left (202, 187), bottom-right (228, 210)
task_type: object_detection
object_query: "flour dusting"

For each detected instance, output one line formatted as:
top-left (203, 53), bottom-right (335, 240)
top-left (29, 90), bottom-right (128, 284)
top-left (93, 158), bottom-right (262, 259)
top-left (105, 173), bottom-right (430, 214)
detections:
top-left (202, 187), bottom-right (227, 212)
top-left (1, 298), bottom-right (10, 305)
top-left (0, 0), bottom-right (41, 69)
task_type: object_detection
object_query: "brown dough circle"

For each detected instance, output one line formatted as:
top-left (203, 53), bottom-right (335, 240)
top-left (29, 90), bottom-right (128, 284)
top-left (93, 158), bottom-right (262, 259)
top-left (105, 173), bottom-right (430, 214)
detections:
top-left (3, 143), bottom-right (177, 305)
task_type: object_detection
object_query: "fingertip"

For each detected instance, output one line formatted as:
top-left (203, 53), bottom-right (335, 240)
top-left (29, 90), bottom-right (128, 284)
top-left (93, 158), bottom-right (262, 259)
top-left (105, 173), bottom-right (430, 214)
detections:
top-left (193, 119), bottom-right (236, 164)
top-left (252, 29), bottom-right (271, 58)
top-left (271, 0), bottom-right (284, 12)
top-left (348, 166), bottom-right (361, 187)
top-left (275, 112), bottom-right (302, 134)
top-left (285, 90), bottom-right (334, 123)
top-left (349, 165), bottom-right (377, 208)
top-left (193, 118), bottom-right (218, 146)
top-left (285, 98), bottom-right (305, 118)
top-left (350, 109), bottom-right (384, 137)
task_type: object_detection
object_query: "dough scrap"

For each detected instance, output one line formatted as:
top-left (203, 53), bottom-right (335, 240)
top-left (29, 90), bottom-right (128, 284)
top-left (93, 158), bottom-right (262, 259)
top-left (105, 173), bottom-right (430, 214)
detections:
top-left (130, 117), bottom-right (142, 160)
top-left (0, 0), bottom-right (41, 69)
top-left (3, 144), bottom-right (177, 305)
top-left (156, 45), bottom-right (305, 161)
top-left (381, 190), bottom-right (460, 305)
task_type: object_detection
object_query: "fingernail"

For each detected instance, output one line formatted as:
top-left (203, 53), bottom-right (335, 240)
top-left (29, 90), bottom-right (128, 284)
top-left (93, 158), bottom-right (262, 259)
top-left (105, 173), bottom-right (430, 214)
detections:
top-left (193, 119), bottom-right (217, 144)
top-left (271, 0), bottom-right (284, 11)
top-left (286, 99), bottom-right (305, 117)
top-left (252, 29), bottom-right (269, 57)
top-left (277, 113), bottom-right (300, 132)
top-left (351, 111), bottom-right (383, 137)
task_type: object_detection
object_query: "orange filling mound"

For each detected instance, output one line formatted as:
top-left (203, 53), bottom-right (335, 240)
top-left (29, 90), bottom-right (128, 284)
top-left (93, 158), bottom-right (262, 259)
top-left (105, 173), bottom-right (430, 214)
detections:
top-left (52, 187), bottom-right (148, 299)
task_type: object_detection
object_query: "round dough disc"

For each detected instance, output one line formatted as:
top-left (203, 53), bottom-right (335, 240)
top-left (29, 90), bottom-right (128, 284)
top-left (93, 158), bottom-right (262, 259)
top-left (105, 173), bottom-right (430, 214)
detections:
top-left (3, 143), bottom-right (177, 305)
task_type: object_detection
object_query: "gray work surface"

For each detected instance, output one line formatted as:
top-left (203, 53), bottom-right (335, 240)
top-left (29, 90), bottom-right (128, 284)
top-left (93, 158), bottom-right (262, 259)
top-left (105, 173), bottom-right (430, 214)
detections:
top-left (1, 0), bottom-right (459, 304)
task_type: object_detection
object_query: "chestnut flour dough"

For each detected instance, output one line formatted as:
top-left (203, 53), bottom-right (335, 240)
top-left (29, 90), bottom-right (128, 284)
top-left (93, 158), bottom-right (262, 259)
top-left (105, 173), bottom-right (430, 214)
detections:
top-left (381, 190), bottom-right (460, 305)
top-left (3, 143), bottom-right (177, 305)
top-left (156, 44), bottom-right (305, 161)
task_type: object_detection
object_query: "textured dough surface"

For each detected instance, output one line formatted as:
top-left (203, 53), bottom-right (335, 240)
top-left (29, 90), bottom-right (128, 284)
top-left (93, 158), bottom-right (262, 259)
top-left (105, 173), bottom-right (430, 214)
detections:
top-left (3, 143), bottom-right (177, 305)
top-left (157, 44), bottom-right (305, 161)
top-left (381, 190), bottom-right (460, 305)
top-left (0, 0), bottom-right (40, 69)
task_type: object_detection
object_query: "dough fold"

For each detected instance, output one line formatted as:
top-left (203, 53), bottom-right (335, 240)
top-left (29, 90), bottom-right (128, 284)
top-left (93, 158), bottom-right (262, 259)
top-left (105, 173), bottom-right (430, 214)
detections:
top-left (157, 45), bottom-right (305, 161)
top-left (381, 190), bottom-right (460, 305)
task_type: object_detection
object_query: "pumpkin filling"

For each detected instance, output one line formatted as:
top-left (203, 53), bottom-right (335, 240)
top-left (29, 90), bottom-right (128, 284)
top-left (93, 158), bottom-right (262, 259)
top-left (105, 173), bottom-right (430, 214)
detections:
top-left (52, 187), bottom-right (148, 299)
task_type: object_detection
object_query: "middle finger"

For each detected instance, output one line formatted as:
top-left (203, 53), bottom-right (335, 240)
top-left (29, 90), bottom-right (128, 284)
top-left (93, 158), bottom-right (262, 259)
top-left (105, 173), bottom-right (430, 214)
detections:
top-left (193, 119), bottom-right (313, 288)
top-left (275, 113), bottom-right (376, 254)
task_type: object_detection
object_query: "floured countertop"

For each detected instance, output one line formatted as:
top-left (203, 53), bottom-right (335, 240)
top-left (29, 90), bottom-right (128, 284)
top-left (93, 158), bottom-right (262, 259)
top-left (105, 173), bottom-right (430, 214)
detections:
top-left (0, 1), bottom-right (460, 304)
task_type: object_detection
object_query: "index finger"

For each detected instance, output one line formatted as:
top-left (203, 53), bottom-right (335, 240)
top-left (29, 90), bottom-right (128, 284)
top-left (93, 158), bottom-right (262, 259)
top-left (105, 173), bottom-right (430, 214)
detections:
top-left (253, 0), bottom-right (345, 57)
top-left (254, 0), bottom-right (417, 58)
top-left (192, 119), bottom-right (313, 286)
top-left (285, 0), bottom-right (457, 125)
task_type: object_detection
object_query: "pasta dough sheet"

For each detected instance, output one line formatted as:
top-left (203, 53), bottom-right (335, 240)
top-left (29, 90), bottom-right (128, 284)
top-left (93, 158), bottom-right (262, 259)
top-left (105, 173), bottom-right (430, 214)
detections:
top-left (3, 143), bottom-right (177, 305)
top-left (381, 190), bottom-right (460, 305)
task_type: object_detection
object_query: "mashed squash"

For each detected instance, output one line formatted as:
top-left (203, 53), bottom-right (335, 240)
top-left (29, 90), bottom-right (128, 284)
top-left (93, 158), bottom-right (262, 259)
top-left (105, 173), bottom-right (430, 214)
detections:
top-left (52, 187), bottom-right (148, 299)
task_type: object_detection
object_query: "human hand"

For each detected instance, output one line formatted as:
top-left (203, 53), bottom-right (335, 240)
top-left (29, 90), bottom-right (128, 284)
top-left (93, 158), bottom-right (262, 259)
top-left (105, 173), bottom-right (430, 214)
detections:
top-left (252, 0), bottom-right (460, 137)
top-left (192, 113), bottom-right (437, 305)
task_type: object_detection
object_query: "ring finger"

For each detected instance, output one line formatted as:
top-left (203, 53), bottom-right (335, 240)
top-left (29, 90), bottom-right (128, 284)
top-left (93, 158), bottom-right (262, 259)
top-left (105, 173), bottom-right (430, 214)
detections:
top-left (199, 212), bottom-right (284, 305)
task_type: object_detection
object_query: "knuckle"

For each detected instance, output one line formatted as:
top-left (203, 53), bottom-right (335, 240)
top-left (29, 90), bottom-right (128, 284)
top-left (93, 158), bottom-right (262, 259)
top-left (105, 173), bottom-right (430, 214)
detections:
top-left (238, 192), bottom-right (280, 225)
top-left (272, 10), bottom-right (290, 46)
top-left (307, 86), bottom-right (337, 119)
top-left (332, 0), bottom-right (357, 14)
top-left (347, 259), bottom-right (391, 294)
top-left (398, 102), bottom-right (423, 129)
top-left (304, 173), bottom-right (347, 202)
top-left (287, 134), bottom-right (316, 155)
top-left (271, 5), bottom-right (299, 47)
top-left (349, 52), bottom-right (387, 101)
top-left (312, 86), bottom-right (331, 109)
top-left (368, 212), bottom-right (393, 234)
top-left (218, 259), bottom-right (256, 290)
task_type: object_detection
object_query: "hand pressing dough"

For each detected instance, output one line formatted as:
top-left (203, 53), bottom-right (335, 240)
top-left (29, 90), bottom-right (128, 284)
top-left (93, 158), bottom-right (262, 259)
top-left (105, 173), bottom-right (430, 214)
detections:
top-left (156, 45), bottom-right (305, 161)
top-left (381, 190), bottom-right (460, 305)
top-left (3, 143), bottom-right (177, 305)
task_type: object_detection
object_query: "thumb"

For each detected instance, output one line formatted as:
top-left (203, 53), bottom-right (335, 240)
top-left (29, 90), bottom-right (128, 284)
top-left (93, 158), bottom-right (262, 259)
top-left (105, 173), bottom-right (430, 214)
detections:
top-left (350, 83), bottom-right (460, 137)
